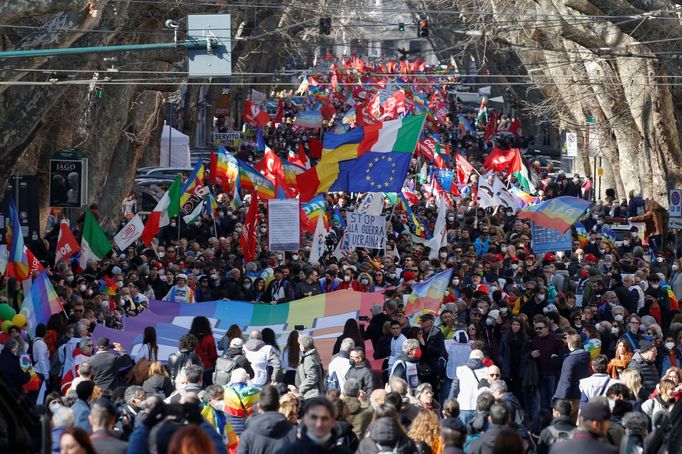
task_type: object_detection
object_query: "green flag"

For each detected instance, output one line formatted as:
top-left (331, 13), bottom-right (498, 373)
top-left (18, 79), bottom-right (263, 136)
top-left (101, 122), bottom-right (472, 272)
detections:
top-left (79, 211), bottom-right (112, 269)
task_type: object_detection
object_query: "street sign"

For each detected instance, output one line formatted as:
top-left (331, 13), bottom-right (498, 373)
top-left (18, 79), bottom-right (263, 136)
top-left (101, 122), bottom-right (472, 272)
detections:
top-left (565, 132), bottom-right (578, 157)
top-left (669, 189), bottom-right (682, 228)
top-left (49, 148), bottom-right (89, 208)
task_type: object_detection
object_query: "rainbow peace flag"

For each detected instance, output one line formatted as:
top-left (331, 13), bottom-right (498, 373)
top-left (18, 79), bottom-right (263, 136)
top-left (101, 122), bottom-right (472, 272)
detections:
top-left (406, 268), bottom-right (453, 316)
top-left (302, 195), bottom-right (328, 230)
top-left (399, 192), bottom-right (424, 237)
top-left (510, 184), bottom-right (538, 206)
top-left (94, 290), bottom-right (384, 367)
top-left (296, 115), bottom-right (425, 201)
top-left (21, 271), bottom-right (63, 335)
top-left (179, 160), bottom-right (207, 224)
top-left (213, 145), bottom-right (238, 192)
top-left (518, 196), bottom-right (592, 234)
top-left (281, 159), bottom-right (306, 187)
top-left (238, 160), bottom-right (275, 199)
top-left (575, 222), bottom-right (589, 247)
top-left (602, 228), bottom-right (617, 249)
top-left (6, 197), bottom-right (29, 281)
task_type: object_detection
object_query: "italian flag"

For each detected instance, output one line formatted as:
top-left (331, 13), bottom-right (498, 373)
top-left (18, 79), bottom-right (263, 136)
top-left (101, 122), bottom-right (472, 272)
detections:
top-left (140, 176), bottom-right (182, 246)
top-left (79, 211), bottom-right (112, 270)
top-left (509, 151), bottom-right (536, 193)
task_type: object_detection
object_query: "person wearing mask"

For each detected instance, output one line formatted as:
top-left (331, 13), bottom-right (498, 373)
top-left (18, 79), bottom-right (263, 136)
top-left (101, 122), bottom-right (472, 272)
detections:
top-left (341, 378), bottom-right (373, 440)
top-left (296, 334), bottom-right (325, 401)
top-left (416, 313), bottom-right (446, 395)
top-left (449, 349), bottom-right (488, 425)
top-left (554, 333), bottom-right (592, 423)
top-left (88, 399), bottom-right (128, 453)
top-left (236, 385), bottom-right (297, 454)
top-left (31, 323), bottom-right (51, 401)
top-left (548, 400), bottom-right (618, 454)
top-left (277, 397), bottom-right (352, 454)
top-left (535, 399), bottom-right (577, 454)
top-left (389, 339), bottom-right (421, 394)
top-left (345, 347), bottom-right (374, 396)
top-left (356, 403), bottom-right (416, 454)
top-left (265, 267), bottom-right (295, 304)
top-left (626, 339), bottom-right (660, 396)
top-left (201, 384), bottom-right (238, 452)
top-left (163, 273), bottom-right (195, 303)
top-left (196, 275), bottom-right (218, 302)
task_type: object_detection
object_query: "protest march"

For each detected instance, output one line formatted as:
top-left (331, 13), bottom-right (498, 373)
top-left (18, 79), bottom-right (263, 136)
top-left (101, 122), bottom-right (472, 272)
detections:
top-left (1, 54), bottom-right (680, 454)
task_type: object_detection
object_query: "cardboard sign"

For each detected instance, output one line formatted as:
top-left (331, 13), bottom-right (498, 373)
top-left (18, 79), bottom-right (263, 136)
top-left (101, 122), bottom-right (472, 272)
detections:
top-left (346, 213), bottom-right (386, 249)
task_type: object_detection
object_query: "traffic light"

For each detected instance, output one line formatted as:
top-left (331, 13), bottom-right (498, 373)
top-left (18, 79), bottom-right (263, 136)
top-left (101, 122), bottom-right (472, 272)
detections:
top-left (418, 20), bottom-right (429, 37)
top-left (319, 17), bottom-right (332, 35)
top-left (399, 22), bottom-right (405, 32)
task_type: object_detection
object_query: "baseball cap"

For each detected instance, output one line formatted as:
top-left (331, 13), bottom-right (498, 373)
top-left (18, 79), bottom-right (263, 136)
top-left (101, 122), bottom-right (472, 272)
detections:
top-left (176, 273), bottom-right (188, 281)
top-left (230, 338), bottom-right (244, 349)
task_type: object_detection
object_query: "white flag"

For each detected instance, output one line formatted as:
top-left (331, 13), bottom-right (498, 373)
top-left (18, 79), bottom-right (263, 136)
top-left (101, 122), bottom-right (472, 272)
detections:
top-left (477, 173), bottom-right (500, 208)
top-left (356, 193), bottom-right (384, 216)
top-left (426, 198), bottom-right (448, 260)
top-left (308, 216), bottom-right (328, 265)
top-left (113, 215), bottom-right (145, 250)
top-left (492, 177), bottom-right (521, 211)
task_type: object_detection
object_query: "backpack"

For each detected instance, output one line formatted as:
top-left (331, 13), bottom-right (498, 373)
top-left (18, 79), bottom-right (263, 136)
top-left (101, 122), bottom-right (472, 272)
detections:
top-left (213, 355), bottom-right (239, 386)
top-left (546, 425), bottom-right (577, 445)
top-left (325, 370), bottom-right (340, 391)
top-left (374, 442), bottom-right (399, 454)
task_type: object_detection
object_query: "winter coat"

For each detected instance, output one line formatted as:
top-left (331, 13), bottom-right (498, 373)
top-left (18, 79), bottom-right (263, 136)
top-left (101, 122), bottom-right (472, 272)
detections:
top-left (626, 352), bottom-right (660, 396)
top-left (535, 415), bottom-right (576, 454)
top-left (345, 360), bottom-right (374, 395)
top-left (343, 397), bottom-right (373, 439)
top-left (236, 411), bottom-right (297, 454)
top-left (548, 431), bottom-right (618, 454)
top-left (195, 334), bottom-right (218, 369)
top-left (142, 374), bottom-right (174, 397)
top-left (167, 349), bottom-right (203, 380)
top-left (223, 347), bottom-right (255, 379)
top-left (244, 339), bottom-right (282, 385)
top-left (390, 353), bottom-right (420, 392)
top-left (449, 358), bottom-right (487, 410)
top-left (356, 416), bottom-right (417, 454)
top-left (554, 349), bottom-right (592, 400)
top-left (619, 431), bottom-right (646, 454)
top-left (0, 349), bottom-right (30, 394)
top-left (641, 395), bottom-right (673, 425)
top-left (467, 424), bottom-right (507, 454)
top-left (295, 348), bottom-right (324, 400)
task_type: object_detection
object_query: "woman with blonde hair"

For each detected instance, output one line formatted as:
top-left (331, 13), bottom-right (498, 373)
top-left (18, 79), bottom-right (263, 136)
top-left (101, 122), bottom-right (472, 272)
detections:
top-left (642, 378), bottom-right (677, 422)
top-left (407, 410), bottom-right (443, 454)
top-left (142, 361), bottom-right (174, 397)
top-left (607, 339), bottom-right (633, 378)
top-left (620, 369), bottom-right (647, 403)
top-left (279, 392), bottom-right (300, 425)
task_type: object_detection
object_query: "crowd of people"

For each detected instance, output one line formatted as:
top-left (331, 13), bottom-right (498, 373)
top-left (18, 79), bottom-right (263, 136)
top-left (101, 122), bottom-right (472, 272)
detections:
top-left (1, 59), bottom-right (681, 454)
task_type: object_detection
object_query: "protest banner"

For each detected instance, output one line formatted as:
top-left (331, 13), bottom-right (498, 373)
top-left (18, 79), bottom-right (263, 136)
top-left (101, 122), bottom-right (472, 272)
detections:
top-left (268, 199), bottom-right (300, 251)
top-left (346, 212), bottom-right (386, 249)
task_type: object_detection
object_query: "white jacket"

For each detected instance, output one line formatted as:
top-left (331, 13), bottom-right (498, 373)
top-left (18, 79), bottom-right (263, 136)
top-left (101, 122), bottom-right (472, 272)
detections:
top-left (388, 334), bottom-right (407, 371)
top-left (327, 354), bottom-right (352, 390)
top-left (455, 364), bottom-right (488, 411)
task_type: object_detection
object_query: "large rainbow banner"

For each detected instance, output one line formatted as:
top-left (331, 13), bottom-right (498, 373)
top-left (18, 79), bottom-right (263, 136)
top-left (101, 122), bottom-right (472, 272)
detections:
top-left (95, 290), bottom-right (383, 365)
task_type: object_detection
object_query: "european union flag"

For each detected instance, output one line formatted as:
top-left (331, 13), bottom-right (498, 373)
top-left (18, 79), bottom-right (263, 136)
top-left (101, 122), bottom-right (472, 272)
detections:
top-left (330, 152), bottom-right (411, 193)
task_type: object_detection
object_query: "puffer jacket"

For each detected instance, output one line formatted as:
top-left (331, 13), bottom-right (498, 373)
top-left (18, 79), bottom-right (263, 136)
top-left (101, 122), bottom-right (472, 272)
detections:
top-left (357, 416), bottom-right (417, 454)
top-left (626, 352), bottom-right (660, 395)
top-left (295, 348), bottom-right (324, 400)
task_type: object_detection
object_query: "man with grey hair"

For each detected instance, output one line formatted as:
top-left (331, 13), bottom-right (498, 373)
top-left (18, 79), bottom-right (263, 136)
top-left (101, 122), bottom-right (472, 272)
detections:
top-left (389, 338), bottom-right (421, 393)
top-left (342, 378), bottom-right (372, 439)
top-left (244, 329), bottom-right (282, 386)
top-left (69, 361), bottom-right (93, 395)
top-left (327, 338), bottom-right (354, 391)
top-left (620, 411), bottom-right (648, 454)
top-left (51, 406), bottom-right (74, 453)
top-left (295, 334), bottom-right (324, 400)
top-left (489, 379), bottom-right (523, 424)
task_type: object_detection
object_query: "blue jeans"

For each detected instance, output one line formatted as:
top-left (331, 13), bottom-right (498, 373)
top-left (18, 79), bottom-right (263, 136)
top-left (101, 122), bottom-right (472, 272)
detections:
top-left (537, 375), bottom-right (556, 410)
top-left (459, 410), bottom-right (476, 426)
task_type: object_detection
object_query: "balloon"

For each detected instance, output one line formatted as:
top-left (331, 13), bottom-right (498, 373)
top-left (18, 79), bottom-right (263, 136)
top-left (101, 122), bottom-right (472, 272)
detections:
top-left (12, 314), bottom-right (26, 328)
top-left (1, 320), bottom-right (13, 332)
top-left (0, 304), bottom-right (14, 321)
top-left (584, 338), bottom-right (602, 358)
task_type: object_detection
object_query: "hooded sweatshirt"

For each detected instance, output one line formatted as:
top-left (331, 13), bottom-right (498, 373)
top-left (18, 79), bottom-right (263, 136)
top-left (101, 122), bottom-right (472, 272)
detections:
top-left (244, 338), bottom-right (281, 386)
top-left (357, 416), bottom-right (416, 454)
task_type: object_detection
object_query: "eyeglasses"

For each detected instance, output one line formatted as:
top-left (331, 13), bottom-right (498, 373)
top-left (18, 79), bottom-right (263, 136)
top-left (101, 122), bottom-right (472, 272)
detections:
top-left (629, 321), bottom-right (641, 325)
top-left (85, 344), bottom-right (93, 348)
top-left (489, 373), bottom-right (500, 377)
top-left (535, 326), bottom-right (547, 331)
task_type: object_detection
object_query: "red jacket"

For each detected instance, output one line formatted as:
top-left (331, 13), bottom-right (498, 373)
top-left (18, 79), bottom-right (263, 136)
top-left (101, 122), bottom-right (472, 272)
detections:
top-left (195, 334), bottom-right (218, 369)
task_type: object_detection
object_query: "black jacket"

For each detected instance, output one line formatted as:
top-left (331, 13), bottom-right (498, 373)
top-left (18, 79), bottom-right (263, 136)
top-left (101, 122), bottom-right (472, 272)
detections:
top-left (467, 424), bottom-right (507, 454)
top-left (224, 347), bottom-right (255, 379)
top-left (547, 431), bottom-right (618, 454)
top-left (237, 411), bottom-right (297, 454)
top-left (536, 415), bottom-right (576, 454)
top-left (0, 349), bottom-right (30, 394)
top-left (167, 349), bottom-right (203, 380)
top-left (356, 416), bottom-right (417, 454)
top-left (345, 360), bottom-right (374, 395)
top-left (276, 426), bottom-right (352, 454)
top-left (142, 374), bottom-right (174, 397)
top-left (89, 350), bottom-right (128, 390)
top-left (554, 349), bottom-right (592, 400)
top-left (626, 352), bottom-right (660, 396)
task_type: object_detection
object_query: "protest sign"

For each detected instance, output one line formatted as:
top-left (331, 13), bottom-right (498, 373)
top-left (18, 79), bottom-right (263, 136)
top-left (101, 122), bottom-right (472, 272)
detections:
top-left (346, 212), bottom-right (386, 249)
top-left (268, 199), bottom-right (300, 251)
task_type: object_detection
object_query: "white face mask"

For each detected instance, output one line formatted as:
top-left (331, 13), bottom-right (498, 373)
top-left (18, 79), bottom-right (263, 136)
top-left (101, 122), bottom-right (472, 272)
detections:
top-left (537, 293), bottom-right (546, 302)
top-left (79, 284), bottom-right (87, 292)
top-left (49, 402), bottom-right (62, 414)
top-left (611, 327), bottom-right (619, 334)
top-left (292, 254), bottom-right (299, 260)
top-left (614, 314), bottom-right (623, 322)
top-left (631, 232), bottom-right (638, 238)
top-left (666, 342), bottom-right (675, 350)
top-left (158, 252), bottom-right (165, 258)
top-left (657, 257), bottom-right (664, 263)
top-left (440, 252), bottom-right (448, 259)
top-left (651, 284), bottom-right (659, 289)
top-left (501, 246), bottom-right (507, 253)
top-left (344, 275), bottom-right (351, 282)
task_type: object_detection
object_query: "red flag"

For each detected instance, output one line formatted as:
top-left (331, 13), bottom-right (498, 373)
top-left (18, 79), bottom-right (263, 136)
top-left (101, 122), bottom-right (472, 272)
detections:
top-left (55, 220), bottom-right (79, 265)
top-left (320, 101), bottom-right (336, 120)
top-left (27, 248), bottom-right (44, 275)
top-left (483, 148), bottom-right (519, 173)
top-left (209, 150), bottom-right (217, 185)
top-left (456, 153), bottom-right (476, 185)
top-left (483, 111), bottom-right (499, 144)
top-left (242, 99), bottom-right (258, 127)
top-left (368, 93), bottom-right (381, 120)
top-left (274, 99), bottom-right (284, 124)
top-left (240, 195), bottom-right (259, 263)
top-left (254, 147), bottom-right (285, 184)
top-left (507, 119), bottom-right (522, 136)
top-left (255, 110), bottom-right (271, 129)
top-left (417, 139), bottom-right (436, 161)
top-left (308, 138), bottom-right (323, 160)
top-left (290, 143), bottom-right (310, 169)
